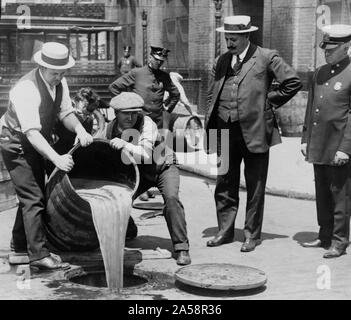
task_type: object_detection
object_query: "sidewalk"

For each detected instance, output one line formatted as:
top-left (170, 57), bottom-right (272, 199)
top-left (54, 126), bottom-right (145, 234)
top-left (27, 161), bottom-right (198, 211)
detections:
top-left (177, 136), bottom-right (315, 201)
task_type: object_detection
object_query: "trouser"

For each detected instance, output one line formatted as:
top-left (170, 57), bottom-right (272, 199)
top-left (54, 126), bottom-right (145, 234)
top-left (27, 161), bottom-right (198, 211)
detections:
top-left (214, 119), bottom-right (269, 240)
top-left (314, 164), bottom-right (351, 249)
top-left (133, 164), bottom-right (189, 252)
top-left (0, 128), bottom-right (50, 262)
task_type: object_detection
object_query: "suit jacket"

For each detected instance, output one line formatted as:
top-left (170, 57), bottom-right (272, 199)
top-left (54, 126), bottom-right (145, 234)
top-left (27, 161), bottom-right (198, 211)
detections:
top-left (205, 44), bottom-right (302, 154)
top-left (109, 65), bottom-right (180, 128)
top-left (301, 56), bottom-right (351, 164)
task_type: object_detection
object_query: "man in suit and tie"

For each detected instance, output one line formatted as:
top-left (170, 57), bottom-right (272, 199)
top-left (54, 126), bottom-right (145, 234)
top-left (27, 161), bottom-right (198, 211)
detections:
top-left (205, 15), bottom-right (302, 252)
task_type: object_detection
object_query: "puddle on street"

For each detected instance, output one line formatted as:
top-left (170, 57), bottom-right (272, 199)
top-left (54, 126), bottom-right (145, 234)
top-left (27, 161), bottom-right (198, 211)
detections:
top-left (45, 269), bottom-right (175, 300)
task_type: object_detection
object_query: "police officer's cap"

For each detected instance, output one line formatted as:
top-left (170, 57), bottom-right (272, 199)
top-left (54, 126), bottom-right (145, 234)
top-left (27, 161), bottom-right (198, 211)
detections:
top-left (150, 46), bottom-right (170, 61)
top-left (110, 92), bottom-right (144, 112)
top-left (320, 24), bottom-right (351, 49)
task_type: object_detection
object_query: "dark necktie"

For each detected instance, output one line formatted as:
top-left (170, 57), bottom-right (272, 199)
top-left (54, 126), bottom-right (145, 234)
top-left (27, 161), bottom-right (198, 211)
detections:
top-left (233, 55), bottom-right (242, 74)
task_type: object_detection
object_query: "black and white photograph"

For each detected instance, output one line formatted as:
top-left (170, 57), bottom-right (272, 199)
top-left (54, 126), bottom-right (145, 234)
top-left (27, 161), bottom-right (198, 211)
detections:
top-left (0, 0), bottom-right (351, 305)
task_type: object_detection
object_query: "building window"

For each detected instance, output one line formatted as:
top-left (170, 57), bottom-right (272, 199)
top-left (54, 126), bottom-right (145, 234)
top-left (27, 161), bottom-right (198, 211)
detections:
top-left (118, 24), bottom-right (136, 56)
top-left (163, 16), bottom-right (189, 69)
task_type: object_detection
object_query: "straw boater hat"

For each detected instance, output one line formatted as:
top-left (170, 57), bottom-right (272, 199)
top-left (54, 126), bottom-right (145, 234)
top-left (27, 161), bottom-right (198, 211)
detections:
top-left (33, 42), bottom-right (75, 69)
top-left (319, 24), bottom-right (351, 49)
top-left (216, 15), bottom-right (258, 33)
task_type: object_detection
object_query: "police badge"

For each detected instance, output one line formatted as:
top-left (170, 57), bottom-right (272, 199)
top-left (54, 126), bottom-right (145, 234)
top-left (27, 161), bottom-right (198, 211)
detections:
top-left (334, 82), bottom-right (342, 91)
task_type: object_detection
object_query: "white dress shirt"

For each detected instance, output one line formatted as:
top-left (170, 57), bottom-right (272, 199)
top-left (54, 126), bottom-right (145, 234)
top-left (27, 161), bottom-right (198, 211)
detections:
top-left (5, 69), bottom-right (74, 134)
top-left (231, 43), bottom-right (250, 69)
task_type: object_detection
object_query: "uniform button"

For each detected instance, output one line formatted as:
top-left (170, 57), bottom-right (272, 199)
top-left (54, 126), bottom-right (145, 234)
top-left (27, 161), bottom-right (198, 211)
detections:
top-left (336, 64), bottom-right (340, 68)
top-left (331, 70), bottom-right (335, 74)
top-left (320, 95), bottom-right (323, 98)
top-left (313, 122), bottom-right (317, 126)
top-left (315, 109), bottom-right (319, 113)
top-left (325, 83), bottom-right (329, 86)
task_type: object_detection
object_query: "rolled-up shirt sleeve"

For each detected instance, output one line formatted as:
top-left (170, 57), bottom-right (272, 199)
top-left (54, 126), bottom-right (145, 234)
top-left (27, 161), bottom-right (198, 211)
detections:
top-left (58, 77), bottom-right (74, 121)
top-left (9, 80), bottom-right (42, 133)
top-left (122, 116), bottom-right (158, 161)
top-left (9, 77), bottom-right (74, 134)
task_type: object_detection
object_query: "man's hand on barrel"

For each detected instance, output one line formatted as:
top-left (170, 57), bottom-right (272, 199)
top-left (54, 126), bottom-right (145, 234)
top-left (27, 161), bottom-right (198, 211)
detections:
top-left (54, 154), bottom-right (75, 172)
top-left (76, 129), bottom-right (93, 147)
top-left (110, 137), bottom-right (127, 150)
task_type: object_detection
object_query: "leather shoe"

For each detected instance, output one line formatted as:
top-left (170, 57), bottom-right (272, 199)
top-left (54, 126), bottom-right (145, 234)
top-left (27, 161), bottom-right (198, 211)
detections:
top-left (30, 256), bottom-right (70, 270)
top-left (240, 238), bottom-right (258, 252)
top-left (323, 246), bottom-right (346, 259)
top-left (176, 251), bottom-right (191, 266)
top-left (301, 239), bottom-right (330, 249)
top-left (207, 234), bottom-right (233, 247)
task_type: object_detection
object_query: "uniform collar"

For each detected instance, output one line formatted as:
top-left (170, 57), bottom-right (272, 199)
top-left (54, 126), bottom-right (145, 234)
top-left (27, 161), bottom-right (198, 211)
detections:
top-left (330, 55), bottom-right (350, 71)
top-left (316, 56), bottom-right (350, 84)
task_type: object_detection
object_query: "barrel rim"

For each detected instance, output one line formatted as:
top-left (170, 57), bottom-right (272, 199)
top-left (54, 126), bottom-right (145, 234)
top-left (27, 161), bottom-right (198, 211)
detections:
top-left (47, 138), bottom-right (140, 196)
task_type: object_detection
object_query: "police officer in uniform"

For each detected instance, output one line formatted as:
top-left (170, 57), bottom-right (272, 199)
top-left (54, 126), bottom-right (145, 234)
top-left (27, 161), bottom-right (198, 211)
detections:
top-left (301, 24), bottom-right (351, 258)
top-left (109, 46), bottom-right (180, 129)
top-left (0, 42), bottom-right (93, 270)
top-left (117, 46), bottom-right (142, 75)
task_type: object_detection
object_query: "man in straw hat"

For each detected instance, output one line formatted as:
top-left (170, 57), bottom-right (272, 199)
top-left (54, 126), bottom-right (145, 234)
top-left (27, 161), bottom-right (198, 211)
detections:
top-left (301, 24), bottom-right (351, 258)
top-left (117, 45), bottom-right (142, 75)
top-left (105, 92), bottom-right (191, 266)
top-left (205, 15), bottom-right (302, 251)
top-left (0, 42), bottom-right (93, 270)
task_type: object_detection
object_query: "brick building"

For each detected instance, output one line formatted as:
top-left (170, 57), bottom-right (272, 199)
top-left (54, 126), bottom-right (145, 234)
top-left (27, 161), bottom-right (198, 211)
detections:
top-left (1, 0), bottom-right (351, 117)
top-left (0, 0), bottom-right (121, 115)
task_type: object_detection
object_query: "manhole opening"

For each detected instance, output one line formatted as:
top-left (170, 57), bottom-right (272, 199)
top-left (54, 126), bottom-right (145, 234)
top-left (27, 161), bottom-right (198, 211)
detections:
top-left (69, 271), bottom-right (148, 289)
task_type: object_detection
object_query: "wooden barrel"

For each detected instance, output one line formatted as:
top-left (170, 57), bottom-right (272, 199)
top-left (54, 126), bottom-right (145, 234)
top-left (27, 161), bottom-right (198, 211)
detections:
top-left (44, 139), bottom-right (139, 252)
top-left (168, 114), bottom-right (204, 152)
top-left (276, 91), bottom-right (308, 137)
top-left (0, 153), bottom-right (17, 212)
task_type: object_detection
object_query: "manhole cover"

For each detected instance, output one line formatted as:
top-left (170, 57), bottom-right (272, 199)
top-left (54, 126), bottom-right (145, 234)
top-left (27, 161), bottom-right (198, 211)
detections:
top-left (133, 202), bottom-right (164, 210)
top-left (175, 263), bottom-right (267, 290)
top-left (70, 271), bottom-right (148, 289)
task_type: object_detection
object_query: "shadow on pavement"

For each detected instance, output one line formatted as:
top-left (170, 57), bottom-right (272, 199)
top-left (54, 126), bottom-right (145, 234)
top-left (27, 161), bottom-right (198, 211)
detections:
top-left (202, 227), bottom-right (288, 242)
top-left (292, 231), bottom-right (319, 245)
top-left (175, 280), bottom-right (267, 298)
top-left (125, 235), bottom-right (173, 252)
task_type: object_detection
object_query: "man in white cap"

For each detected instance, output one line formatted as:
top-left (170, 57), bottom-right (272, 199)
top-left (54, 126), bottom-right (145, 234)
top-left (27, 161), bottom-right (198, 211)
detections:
top-left (301, 24), bottom-right (351, 258)
top-left (110, 45), bottom-right (180, 202)
top-left (105, 92), bottom-right (191, 266)
top-left (205, 15), bottom-right (302, 251)
top-left (0, 42), bottom-right (93, 270)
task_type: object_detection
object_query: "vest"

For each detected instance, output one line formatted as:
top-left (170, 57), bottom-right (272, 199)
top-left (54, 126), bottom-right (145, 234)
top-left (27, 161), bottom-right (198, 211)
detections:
top-left (3, 68), bottom-right (63, 143)
top-left (217, 65), bottom-right (240, 122)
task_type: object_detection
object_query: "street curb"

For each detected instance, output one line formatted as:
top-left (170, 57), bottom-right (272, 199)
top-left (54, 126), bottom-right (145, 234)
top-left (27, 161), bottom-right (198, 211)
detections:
top-left (179, 164), bottom-right (316, 201)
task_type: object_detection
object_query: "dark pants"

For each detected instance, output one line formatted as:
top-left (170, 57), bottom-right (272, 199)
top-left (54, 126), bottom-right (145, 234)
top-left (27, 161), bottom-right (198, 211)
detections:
top-left (1, 129), bottom-right (50, 262)
top-left (314, 164), bottom-right (351, 249)
top-left (215, 119), bottom-right (269, 240)
top-left (133, 164), bottom-right (189, 252)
